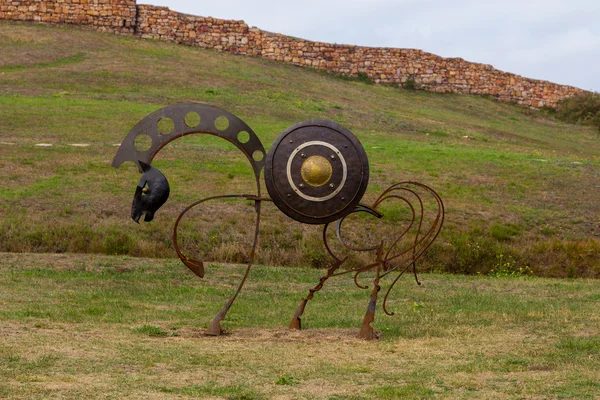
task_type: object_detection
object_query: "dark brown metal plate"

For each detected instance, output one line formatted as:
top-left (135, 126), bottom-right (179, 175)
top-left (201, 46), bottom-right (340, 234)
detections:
top-left (112, 103), bottom-right (266, 180)
top-left (265, 120), bottom-right (369, 224)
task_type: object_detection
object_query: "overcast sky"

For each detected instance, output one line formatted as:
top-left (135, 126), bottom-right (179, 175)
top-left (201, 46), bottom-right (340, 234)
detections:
top-left (143, 0), bottom-right (600, 92)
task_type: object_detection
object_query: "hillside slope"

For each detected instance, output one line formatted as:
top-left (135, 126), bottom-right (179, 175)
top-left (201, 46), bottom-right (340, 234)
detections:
top-left (1, 22), bottom-right (599, 277)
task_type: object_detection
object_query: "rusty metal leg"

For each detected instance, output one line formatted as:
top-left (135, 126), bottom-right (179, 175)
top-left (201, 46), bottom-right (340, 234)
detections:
top-left (204, 200), bottom-right (262, 336)
top-left (358, 245), bottom-right (383, 340)
top-left (205, 299), bottom-right (233, 335)
top-left (289, 299), bottom-right (308, 330)
top-left (358, 281), bottom-right (380, 340)
top-left (205, 283), bottom-right (243, 336)
top-left (205, 257), bottom-right (254, 336)
top-left (289, 258), bottom-right (346, 330)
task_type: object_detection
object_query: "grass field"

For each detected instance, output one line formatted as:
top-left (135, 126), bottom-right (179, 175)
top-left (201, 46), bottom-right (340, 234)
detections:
top-left (1, 22), bottom-right (600, 399)
top-left (1, 252), bottom-right (599, 399)
top-left (1, 21), bottom-right (600, 277)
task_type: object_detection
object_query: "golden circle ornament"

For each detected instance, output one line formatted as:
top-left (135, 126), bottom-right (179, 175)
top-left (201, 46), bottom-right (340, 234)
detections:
top-left (301, 155), bottom-right (333, 187)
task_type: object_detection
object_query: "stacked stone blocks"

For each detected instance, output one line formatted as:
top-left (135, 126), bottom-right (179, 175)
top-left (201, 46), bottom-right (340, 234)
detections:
top-left (0, 0), bottom-right (586, 108)
top-left (0, 0), bottom-right (136, 33)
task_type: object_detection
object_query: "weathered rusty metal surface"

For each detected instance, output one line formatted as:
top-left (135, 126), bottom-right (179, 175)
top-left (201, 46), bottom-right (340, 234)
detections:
top-left (264, 120), bottom-right (369, 225)
top-left (170, 193), bottom-right (264, 336)
top-left (289, 182), bottom-right (445, 339)
top-left (112, 103), bottom-right (264, 336)
top-left (113, 104), bottom-right (445, 340)
top-left (112, 103), bottom-right (265, 180)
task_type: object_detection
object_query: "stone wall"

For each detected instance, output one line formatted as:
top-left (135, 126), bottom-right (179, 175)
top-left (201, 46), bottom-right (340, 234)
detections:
top-left (128, 4), bottom-right (587, 108)
top-left (0, 0), bottom-right (136, 34)
top-left (254, 33), bottom-right (584, 108)
top-left (0, 1), bottom-right (586, 108)
top-left (135, 5), bottom-right (249, 53)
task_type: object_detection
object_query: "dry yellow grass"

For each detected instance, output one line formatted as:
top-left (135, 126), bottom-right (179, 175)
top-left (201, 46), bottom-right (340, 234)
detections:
top-left (1, 253), bottom-right (599, 399)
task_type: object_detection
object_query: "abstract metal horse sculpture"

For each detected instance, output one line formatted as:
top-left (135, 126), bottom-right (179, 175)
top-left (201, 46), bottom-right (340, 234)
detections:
top-left (112, 103), bottom-right (444, 339)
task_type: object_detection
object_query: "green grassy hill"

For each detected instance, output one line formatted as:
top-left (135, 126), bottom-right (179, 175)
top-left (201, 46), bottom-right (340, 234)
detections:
top-left (1, 22), bottom-right (599, 277)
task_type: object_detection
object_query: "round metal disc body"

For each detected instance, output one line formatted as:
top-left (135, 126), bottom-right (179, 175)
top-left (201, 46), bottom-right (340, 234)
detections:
top-left (265, 120), bottom-right (369, 224)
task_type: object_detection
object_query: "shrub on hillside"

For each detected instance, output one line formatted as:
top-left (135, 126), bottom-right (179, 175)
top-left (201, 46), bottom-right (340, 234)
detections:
top-left (556, 92), bottom-right (600, 132)
top-left (403, 77), bottom-right (418, 91)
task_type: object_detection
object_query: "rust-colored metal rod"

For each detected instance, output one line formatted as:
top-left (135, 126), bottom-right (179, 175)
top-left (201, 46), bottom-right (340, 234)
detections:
top-left (291, 205), bottom-right (383, 330)
top-left (379, 184), bottom-right (445, 276)
top-left (380, 186), bottom-right (445, 316)
top-left (205, 199), bottom-right (262, 335)
top-left (335, 204), bottom-right (383, 252)
top-left (289, 221), bottom-right (347, 329)
top-left (372, 193), bottom-right (417, 271)
top-left (173, 194), bottom-right (250, 278)
top-left (358, 244), bottom-right (383, 340)
top-left (171, 193), bottom-right (263, 336)
top-left (388, 188), bottom-right (425, 285)
top-left (289, 257), bottom-right (346, 330)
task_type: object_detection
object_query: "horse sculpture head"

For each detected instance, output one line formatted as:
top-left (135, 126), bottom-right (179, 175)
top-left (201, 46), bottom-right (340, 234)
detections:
top-left (131, 161), bottom-right (170, 223)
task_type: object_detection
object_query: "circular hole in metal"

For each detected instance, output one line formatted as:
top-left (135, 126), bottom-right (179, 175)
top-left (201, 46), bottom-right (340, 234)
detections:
top-left (252, 150), bottom-right (264, 162)
top-left (237, 130), bottom-right (250, 144)
top-left (185, 112), bottom-right (201, 128)
top-left (215, 116), bottom-right (229, 131)
top-left (157, 118), bottom-right (175, 135)
top-left (134, 134), bottom-right (152, 152)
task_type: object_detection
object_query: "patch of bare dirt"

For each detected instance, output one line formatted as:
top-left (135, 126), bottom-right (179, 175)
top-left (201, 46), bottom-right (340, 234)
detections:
top-left (177, 326), bottom-right (367, 344)
top-left (0, 321), bottom-right (26, 337)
